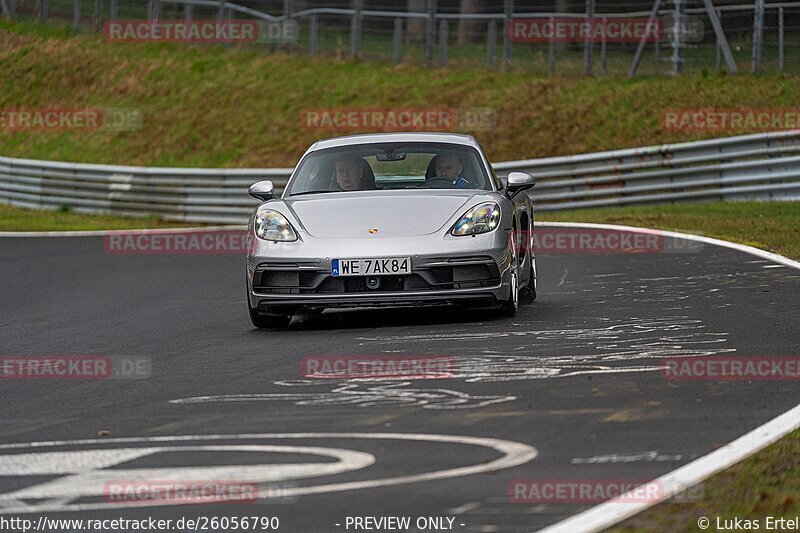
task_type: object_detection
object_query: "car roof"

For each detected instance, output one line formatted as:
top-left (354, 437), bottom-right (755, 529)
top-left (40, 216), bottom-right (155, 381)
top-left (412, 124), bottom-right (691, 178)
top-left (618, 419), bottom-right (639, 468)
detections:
top-left (308, 132), bottom-right (480, 152)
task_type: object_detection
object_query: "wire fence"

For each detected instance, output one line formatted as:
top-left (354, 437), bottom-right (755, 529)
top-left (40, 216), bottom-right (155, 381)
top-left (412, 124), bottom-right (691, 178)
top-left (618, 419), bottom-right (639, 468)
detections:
top-left (3, 0), bottom-right (799, 75)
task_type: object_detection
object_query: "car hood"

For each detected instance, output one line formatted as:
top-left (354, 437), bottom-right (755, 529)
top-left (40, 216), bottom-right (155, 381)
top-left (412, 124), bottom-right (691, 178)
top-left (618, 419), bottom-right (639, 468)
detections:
top-left (283, 191), bottom-right (479, 238)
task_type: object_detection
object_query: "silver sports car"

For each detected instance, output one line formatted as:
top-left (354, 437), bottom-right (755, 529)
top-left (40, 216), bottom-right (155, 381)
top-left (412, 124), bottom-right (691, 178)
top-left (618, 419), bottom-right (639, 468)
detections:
top-left (246, 132), bottom-right (537, 328)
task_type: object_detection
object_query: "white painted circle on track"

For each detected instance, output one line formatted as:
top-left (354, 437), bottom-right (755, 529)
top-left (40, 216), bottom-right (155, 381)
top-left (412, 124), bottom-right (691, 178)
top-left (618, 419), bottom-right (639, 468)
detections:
top-left (0, 433), bottom-right (537, 514)
top-left (0, 445), bottom-right (375, 500)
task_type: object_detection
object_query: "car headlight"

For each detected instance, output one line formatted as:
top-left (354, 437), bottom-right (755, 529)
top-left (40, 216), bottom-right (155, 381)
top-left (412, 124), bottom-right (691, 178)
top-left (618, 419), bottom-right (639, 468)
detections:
top-left (254, 208), bottom-right (298, 241)
top-left (451, 202), bottom-right (501, 236)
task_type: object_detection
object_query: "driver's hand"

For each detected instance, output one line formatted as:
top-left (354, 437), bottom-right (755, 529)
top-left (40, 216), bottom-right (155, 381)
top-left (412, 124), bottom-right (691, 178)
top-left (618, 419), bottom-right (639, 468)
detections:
top-left (454, 176), bottom-right (473, 189)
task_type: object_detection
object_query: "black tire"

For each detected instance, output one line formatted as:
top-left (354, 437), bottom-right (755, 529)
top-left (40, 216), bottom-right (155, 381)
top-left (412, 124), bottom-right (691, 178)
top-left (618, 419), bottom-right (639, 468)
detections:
top-left (500, 232), bottom-right (520, 317)
top-left (249, 306), bottom-right (292, 329)
top-left (521, 255), bottom-right (537, 304)
top-left (247, 292), bottom-right (292, 329)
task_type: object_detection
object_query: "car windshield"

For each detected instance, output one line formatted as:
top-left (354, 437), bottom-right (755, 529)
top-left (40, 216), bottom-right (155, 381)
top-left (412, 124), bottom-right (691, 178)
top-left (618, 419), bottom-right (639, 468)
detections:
top-left (285, 142), bottom-right (494, 196)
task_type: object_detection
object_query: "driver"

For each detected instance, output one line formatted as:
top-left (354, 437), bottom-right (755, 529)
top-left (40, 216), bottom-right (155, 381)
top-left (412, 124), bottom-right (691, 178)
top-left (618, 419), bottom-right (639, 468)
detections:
top-left (334, 156), bottom-right (374, 191)
top-left (433, 154), bottom-right (474, 189)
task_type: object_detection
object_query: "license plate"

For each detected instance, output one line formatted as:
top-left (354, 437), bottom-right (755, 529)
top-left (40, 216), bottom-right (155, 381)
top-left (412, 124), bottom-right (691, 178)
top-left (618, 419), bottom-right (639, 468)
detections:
top-left (332, 257), bottom-right (412, 277)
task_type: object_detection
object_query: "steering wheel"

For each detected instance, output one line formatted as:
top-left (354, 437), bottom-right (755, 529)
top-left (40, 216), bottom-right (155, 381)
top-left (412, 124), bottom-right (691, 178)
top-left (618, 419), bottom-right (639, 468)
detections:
top-left (422, 177), bottom-right (458, 189)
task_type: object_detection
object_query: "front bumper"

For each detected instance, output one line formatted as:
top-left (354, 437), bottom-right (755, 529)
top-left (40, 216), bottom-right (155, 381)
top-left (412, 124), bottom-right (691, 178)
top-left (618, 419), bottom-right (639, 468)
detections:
top-left (247, 232), bottom-right (512, 311)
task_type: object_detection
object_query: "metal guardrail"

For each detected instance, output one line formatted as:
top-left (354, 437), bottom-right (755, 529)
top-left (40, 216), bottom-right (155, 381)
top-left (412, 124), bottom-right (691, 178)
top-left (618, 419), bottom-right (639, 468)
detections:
top-left (1, 131), bottom-right (799, 223)
top-left (0, 158), bottom-right (293, 224)
top-left (494, 129), bottom-right (800, 211)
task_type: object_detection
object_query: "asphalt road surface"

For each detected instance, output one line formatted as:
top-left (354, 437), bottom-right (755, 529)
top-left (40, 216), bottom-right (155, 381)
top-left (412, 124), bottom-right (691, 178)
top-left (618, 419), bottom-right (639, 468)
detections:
top-left (1, 225), bottom-right (798, 532)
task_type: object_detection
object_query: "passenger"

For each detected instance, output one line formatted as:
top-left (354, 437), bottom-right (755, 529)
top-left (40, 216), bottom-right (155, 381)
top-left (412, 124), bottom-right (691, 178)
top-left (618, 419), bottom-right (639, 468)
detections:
top-left (432, 154), bottom-right (474, 189)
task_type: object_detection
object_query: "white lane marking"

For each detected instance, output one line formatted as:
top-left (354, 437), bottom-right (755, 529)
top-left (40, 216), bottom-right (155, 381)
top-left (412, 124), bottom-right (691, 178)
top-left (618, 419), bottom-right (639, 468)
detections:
top-left (2, 445), bottom-right (374, 501)
top-left (449, 501), bottom-right (482, 514)
top-left (539, 402), bottom-right (800, 533)
top-left (557, 269), bottom-right (568, 286)
top-left (171, 382), bottom-right (516, 409)
top-left (455, 501), bottom-right (548, 516)
top-left (359, 315), bottom-right (729, 342)
top-left (570, 451), bottom-right (682, 464)
top-left (0, 433), bottom-right (537, 514)
top-left (356, 316), bottom-right (732, 382)
top-left (532, 221), bottom-right (800, 533)
top-left (0, 448), bottom-right (159, 475)
top-left (763, 264), bottom-right (787, 269)
top-left (538, 221), bottom-right (800, 271)
top-left (0, 225), bottom-right (243, 237)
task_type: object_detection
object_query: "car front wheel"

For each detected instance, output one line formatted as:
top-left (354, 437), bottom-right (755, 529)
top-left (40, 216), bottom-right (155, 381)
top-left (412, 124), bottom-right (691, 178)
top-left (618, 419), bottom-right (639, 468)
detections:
top-left (247, 290), bottom-right (292, 329)
top-left (249, 308), bottom-right (292, 329)
top-left (521, 255), bottom-right (537, 304)
top-left (501, 232), bottom-right (519, 317)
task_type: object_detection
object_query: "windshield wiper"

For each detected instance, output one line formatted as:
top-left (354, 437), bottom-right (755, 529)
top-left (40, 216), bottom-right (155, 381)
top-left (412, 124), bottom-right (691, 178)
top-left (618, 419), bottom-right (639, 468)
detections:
top-left (288, 190), bottom-right (340, 197)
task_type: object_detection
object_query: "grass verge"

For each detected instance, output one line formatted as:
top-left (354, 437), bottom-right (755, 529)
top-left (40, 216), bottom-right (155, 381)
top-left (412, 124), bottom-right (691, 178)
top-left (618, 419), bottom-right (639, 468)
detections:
top-left (541, 201), bottom-right (800, 260)
top-left (608, 428), bottom-right (800, 532)
top-left (0, 205), bottom-right (198, 231)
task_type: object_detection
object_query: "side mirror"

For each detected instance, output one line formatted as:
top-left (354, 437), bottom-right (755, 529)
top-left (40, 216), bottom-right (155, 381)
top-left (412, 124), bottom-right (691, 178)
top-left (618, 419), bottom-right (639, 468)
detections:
top-left (249, 180), bottom-right (275, 202)
top-left (506, 172), bottom-right (536, 197)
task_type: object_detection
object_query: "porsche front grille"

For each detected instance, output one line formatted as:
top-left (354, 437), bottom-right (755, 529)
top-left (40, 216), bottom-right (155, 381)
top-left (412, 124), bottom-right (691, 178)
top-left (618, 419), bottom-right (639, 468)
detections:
top-left (253, 261), bottom-right (500, 295)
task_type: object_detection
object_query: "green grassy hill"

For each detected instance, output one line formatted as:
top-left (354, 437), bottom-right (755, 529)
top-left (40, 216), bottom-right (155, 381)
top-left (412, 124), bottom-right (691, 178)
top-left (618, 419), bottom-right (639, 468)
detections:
top-left (1, 19), bottom-right (798, 168)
